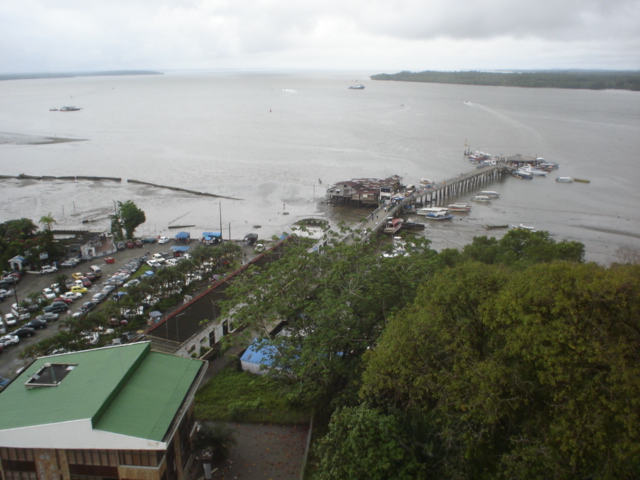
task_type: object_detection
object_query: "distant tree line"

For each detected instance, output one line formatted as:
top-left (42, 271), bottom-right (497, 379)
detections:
top-left (370, 70), bottom-right (640, 91)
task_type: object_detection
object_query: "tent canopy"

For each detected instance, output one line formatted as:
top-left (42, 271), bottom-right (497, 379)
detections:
top-left (169, 246), bottom-right (191, 252)
top-left (175, 231), bottom-right (190, 239)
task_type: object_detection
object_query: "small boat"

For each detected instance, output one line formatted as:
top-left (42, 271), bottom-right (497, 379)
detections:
top-left (424, 211), bottom-right (454, 221)
top-left (479, 191), bottom-right (500, 198)
top-left (419, 178), bottom-right (434, 187)
top-left (417, 207), bottom-right (448, 216)
top-left (348, 85), bottom-right (365, 90)
top-left (485, 224), bottom-right (510, 230)
top-left (60, 106), bottom-right (82, 112)
top-left (447, 203), bottom-right (471, 212)
top-left (509, 224), bottom-right (537, 232)
top-left (574, 178), bottom-right (591, 183)
top-left (555, 177), bottom-right (574, 183)
top-left (518, 166), bottom-right (547, 176)
top-left (384, 218), bottom-right (403, 234)
top-left (49, 108), bottom-right (59, 111)
top-left (512, 170), bottom-right (533, 180)
top-left (401, 218), bottom-right (425, 230)
top-left (471, 195), bottom-right (491, 203)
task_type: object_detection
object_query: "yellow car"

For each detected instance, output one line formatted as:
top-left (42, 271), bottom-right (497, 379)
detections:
top-left (71, 272), bottom-right (84, 280)
top-left (70, 286), bottom-right (87, 294)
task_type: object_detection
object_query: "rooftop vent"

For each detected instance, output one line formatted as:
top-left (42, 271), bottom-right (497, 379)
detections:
top-left (25, 363), bottom-right (76, 389)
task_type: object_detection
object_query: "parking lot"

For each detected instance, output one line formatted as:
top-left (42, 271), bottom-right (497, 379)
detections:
top-left (0, 239), bottom-right (176, 379)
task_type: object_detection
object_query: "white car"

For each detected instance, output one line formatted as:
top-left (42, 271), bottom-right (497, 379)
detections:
top-left (3, 314), bottom-right (18, 327)
top-left (0, 334), bottom-right (19, 346)
top-left (41, 265), bottom-right (58, 274)
top-left (62, 291), bottom-right (82, 301)
top-left (42, 288), bottom-right (57, 300)
top-left (158, 236), bottom-right (170, 244)
top-left (123, 279), bottom-right (141, 289)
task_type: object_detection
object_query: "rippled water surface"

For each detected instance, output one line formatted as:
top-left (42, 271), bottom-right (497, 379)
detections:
top-left (1, 71), bottom-right (639, 264)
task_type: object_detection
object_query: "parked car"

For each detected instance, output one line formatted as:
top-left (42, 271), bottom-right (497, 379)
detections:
top-left (4, 313), bottom-right (18, 327)
top-left (42, 288), bottom-right (57, 300)
top-left (62, 291), bottom-right (82, 301)
top-left (123, 279), bottom-right (141, 289)
top-left (70, 286), bottom-right (87, 294)
top-left (101, 285), bottom-right (116, 294)
top-left (91, 292), bottom-right (107, 304)
top-left (36, 312), bottom-right (59, 323)
top-left (24, 319), bottom-right (48, 330)
top-left (0, 275), bottom-right (19, 285)
top-left (84, 272), bottom-right (97, 282)
top-left (116, 241), bottom-right (126, 250)
top-left (59, 259), bottom-right (77, 268)
top-left (125, 240), bottom-right (135, 248)
top-left (0, 334), bottom-right (19, 346)
top-left (71, 272), bottom-right (84, 280)
top-left (53, 297), bottom-right (73, 305)
top-left (41, 265), bottom-right (58, 274)
top-left (142, 237), bottom-right (156, 243)
top-left (158, 236), bottom-right (170, 244)
top-left (134, 239), bottom-right (143, 248)
top-left (80, 301), bottom-right (97, 313)
top-left (13, 326), bottom-right (35, 338)
top-left (147, 260), bottom-right (163, 268)
top-left (80, 277), bottom-right (92, 288)
top-left (43, 303), bottom-right (69, 314)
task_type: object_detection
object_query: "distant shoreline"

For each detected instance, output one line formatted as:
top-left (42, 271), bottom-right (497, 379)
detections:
top-left (0, 70), bottom-right (163, 81)
top-left (370, 70), bottom-right (640, 91)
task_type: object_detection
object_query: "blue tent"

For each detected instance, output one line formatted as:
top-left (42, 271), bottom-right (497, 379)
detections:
top-left (175, 231), bottom-right (191, 243)
top-left (170, 246), bottom-right (191, 252)
top-left (240, 339), bottom-right (277, 375)
top-left (201, 232), bottom-right (221, 245)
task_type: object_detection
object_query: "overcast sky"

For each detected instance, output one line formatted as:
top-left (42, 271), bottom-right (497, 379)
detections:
top-left (1, 0), bottom-right (639, 74)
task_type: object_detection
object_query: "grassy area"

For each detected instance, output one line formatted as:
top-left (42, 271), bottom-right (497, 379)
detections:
top-left (195, 366), bottom-right (311, 425)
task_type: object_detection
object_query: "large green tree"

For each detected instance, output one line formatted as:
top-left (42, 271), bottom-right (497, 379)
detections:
top-left (314, 405), bottom-right (424, 480)
top-left (112, 200), bottom-right (146, 240)
top-left (220, 234), bottom-right (442, 412)
top-left (360, 262), bottom-right (640, 479)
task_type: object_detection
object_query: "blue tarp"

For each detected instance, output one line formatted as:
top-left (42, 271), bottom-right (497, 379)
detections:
top-left (170, 246), bottom-right (191, 252)
top-left (240, 339), bottom-right (277, 371)
top-left (202, 232), bottom-right (221, 239)
top-left (175, 231), bottom-right (190, 239)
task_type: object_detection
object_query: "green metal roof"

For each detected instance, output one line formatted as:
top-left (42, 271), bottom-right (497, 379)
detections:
top-left (94, 351), bottom-right (203, 441)
top-left (0, 343), bottom-right (203, 442)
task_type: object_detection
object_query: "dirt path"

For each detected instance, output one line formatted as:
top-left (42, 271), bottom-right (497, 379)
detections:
top-left (198, 422), bottom-right (309, 480)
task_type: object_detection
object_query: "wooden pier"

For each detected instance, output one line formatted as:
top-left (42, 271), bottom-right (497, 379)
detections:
top-left (410, 165), bottom-right (509, 207)
top-left (334, 164), bottom-right (511, 246)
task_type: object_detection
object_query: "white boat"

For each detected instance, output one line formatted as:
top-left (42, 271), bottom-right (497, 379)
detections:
top-left (471, 195), bottom-right (491, 203)
top-left (509, 224), bottom-right (537, 232)
top-left (555, 177), bottom-right (574, 183)
top-left (479, 191), bottom-right (500, 198)
top-left (417, 207), bottom-right (448, 216)
top-left (519, 165), bottom-right (547, 176)
top-left (424, 211), bottom-right (454, 221)
top-left (419, 178), bottom-right (434, 186)
top-left (447, 203), bottom-right (471, 212)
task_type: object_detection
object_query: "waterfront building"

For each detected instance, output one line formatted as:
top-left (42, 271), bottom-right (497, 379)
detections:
top-left (0, 342), bottom-right (205, 480)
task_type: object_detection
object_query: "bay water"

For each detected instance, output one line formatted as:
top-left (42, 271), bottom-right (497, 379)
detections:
top-left (0, 71), bottom-right (639, 264)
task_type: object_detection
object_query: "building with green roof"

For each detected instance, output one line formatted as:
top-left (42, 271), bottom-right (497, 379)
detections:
top-left (0, 342), bottom-right (206, 480)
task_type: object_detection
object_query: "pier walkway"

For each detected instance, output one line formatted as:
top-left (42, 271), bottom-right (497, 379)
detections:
top-left (334, 164), bottom-right (509, 246)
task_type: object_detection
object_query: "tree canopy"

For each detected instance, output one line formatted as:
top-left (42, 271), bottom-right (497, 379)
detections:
top-left (360, 261), bottom-right (640, 478)
top-left (111, 200), bottom-right (146, 240)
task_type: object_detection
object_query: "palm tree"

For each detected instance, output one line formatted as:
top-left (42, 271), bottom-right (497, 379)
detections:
top-left (39, 213), bottom-right (57, 231)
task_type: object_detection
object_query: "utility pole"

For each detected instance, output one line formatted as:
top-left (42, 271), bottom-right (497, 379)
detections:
top-left (218, 202), bottom-right (223, 242)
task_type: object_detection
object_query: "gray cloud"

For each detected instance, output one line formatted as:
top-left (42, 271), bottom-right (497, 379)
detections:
top-left (1, 0), bottom-right (638, 73)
